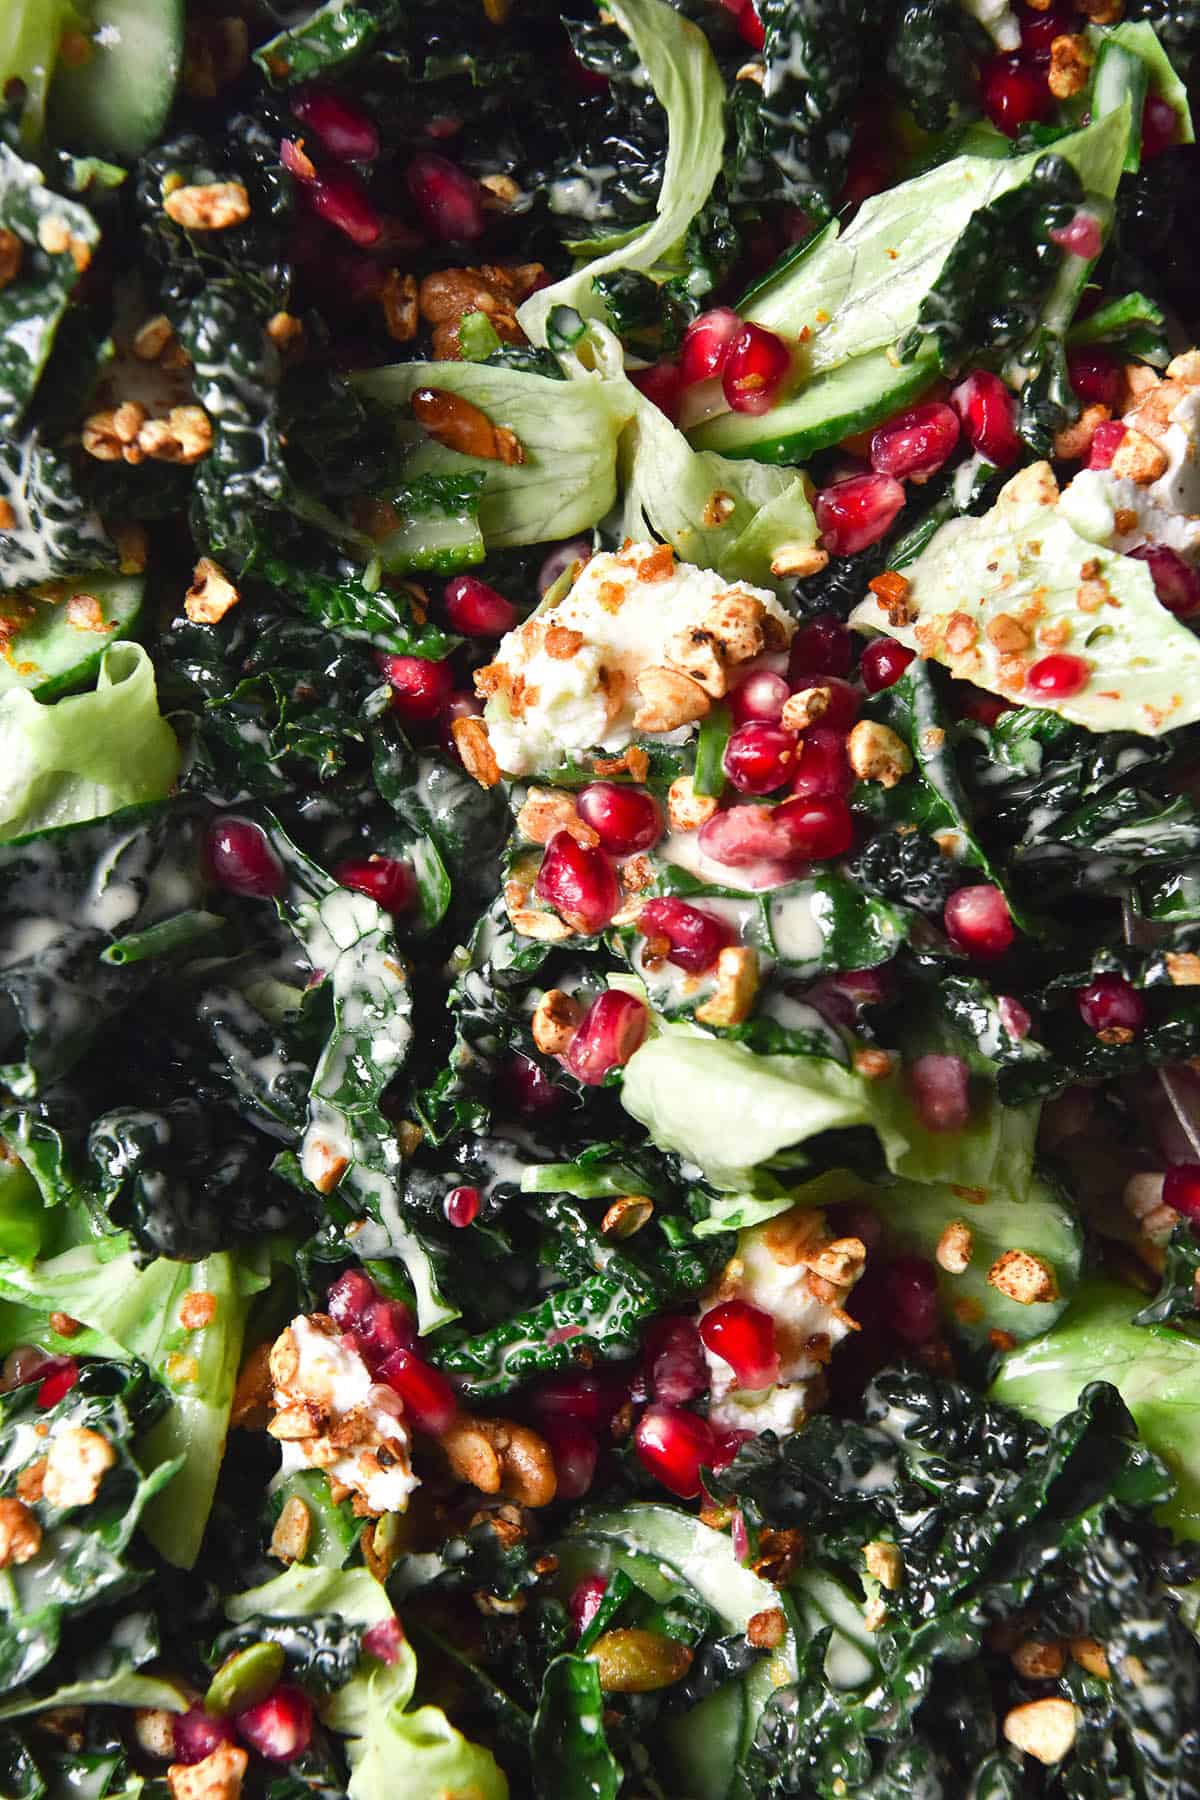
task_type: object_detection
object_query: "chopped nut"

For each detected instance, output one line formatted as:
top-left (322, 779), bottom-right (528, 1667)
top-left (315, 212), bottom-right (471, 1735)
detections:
top-left (1003, 1697), bottom-right (1078, 1765)
top-left (999, 461), bottom-right (1059, 508)
top-left (987, 1249), bottom-right (1058, 1305)
top-left (1053, 402), bottom-right (1109, 462)
top-left (270, 1494), bottom-right (313, 1564)
top-left (304, 1138), bottom-right (349, 1196)
top-left (168, 1743), bottom-right (249, 1800)
top-left (1047, 33), bottom-right (1093, 98)
top-left (1075, 0), bottom-right (1123, 20)
top-left (164, 181), bottom-right (251, 232)
top-left (853, 1046), bottom-right (893, 1080)
top-left (664, 626), bottom-right (729, 697)
top-left (735, 58), bottom-right (766, 84)
top-left (0, 499), bottom-right (14, 530)
top-left (747, 1606), bottom-right (788, 1648)
top-left (751, 1525), bottom-right (805, 1585)
top-left (846, 719), bottom-right (912, 788)
top-left (81, 411), bottom-right (124, 462)
top-left (1123, 1171), bottom-right (1167, 1223)
top-left (112, 521), bottom-right (149, 574)
top-left (1166, 349), bottom-right (1200, 388)
top-left (43, 1426), bottom-right (117, 1509)
top-left (0, 229), bottom-right (22, 289)
top-left (139, 404), bottom-right (213, 465)
top-left (531, 988), bottom-right (582, 1056)
top-left (516, 788), bottom-right (591, 846)
top-left (16, 1460), bottom-right (46, 1504)
top-left (1069, 1636), bottom-right (1110, 1678)
top-left (863, 1596), bottom-right (888, 1633)
top-left (230, 1342), bottom-right (273, 1428)
top-left (480, 172), bottom-right (522, 206)
top-left (1166, 952), bottom-right (1200, 986)
top-left (770, 542), bottom-right (829, 579)
top-left (48, 1312), bottom-right (81, 1338)
top-left (412, 386), bottom-right (524, 463)
top-left (65, 594), bottom-right (103, 636)
top-left (601, 1195), bottom-right (654, 1239)
top-left (452, 715), bottom-right (502, 788)
top-left (702, 591), bottom-right (769, 665)
top-left (701, 490), bottom-right (737, 528)
top-left (266, 310), bottom-right (304, 354)
top-left (935, 1220), bottom-right (973, 1274)
top-left (509, 908), bottom-right (574, 943)
top-left (781, 686), bottom-right (830, 731)
top-left (695, 946), bottom-right (760, 1027)
top-left (1012, 1638), bottom-right (1066, 1680)
top-left (944, 611), bottom-right (979, 655)
top-left (185, 557), bottom-right (239, 624)
top-left (132, 315), bottom-right (175, 362)
top-left (0, 1496), bottom-right (42, 1567)
top-left (37, 216), bottom-right (71, 256)
top-left (863, 1540), bottom-right (903, 1591)
top-left (442, 1415), bottom-right (557, 1507)
top-left (1110, 426), bottom-right (1169, 485)
top-left (179, 1290), bottom-right (218, 1330)
top-left (633, 666), bottom-right (711, 733)
top-left (985, 612), bottom-right (1032, 655)
top-left (869, 570), bottom-right (915, 626)
top-left (668, 774), bottom-right (718, 832)
top-left (133, 1708), bottom-right (177, 1759)
top-left (804, 1236), bottom-right (867, 1288)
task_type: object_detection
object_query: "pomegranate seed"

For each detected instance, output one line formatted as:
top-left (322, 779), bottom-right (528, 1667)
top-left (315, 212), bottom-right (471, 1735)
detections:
top-left (535, 831), bottom-right (621, 935)
top-left (576, 783), bottom-right (662, 855)
top-left (236, 1686), bottom-right (313, 1763)
top-left (569, 1574), bottom-right (608, 1636)
top-left (174, 1710), bottom-right (236, 1765)
top-left (950, 371), bottom-right (1021, 466)
top-left (644, 1315), bottom-right (708, 1404)
top-left (737, 0), bottom-right (766, 49)
top-left (860, 638), bottom-right (915, 692)
top-left (1088, 420), bottom-right (1127, 469)
top-left (1128, 545), bottom-right (1200, 616)
top-left (731, 1507), bottom-right (750, 1561)
top-left (869, 402), bottom-right (960, 481)
top-left (1163, 1164), bottom-right (1200, 1223)
top-left (500, 1053), bottom-right (565, 1117)
top-left (979, 54), bottom-right (1052, 136)
top-left (633, 1404), bottom-right (717, 1499)
top-left (538, 538), bottom-right (591, 596)
top-left (304, 169), bottom-right (382, 247)
top-left (405, 152), bottom-right (484, 240)
top-left (711, 1429), bottom-right (755, 1473)
top-left (1142, 94), bottom-right (1179, 160)
top-left (679, 308), bottom-right (741, 386)
top-left (729, 669), bottom-right (790, 724)
top-left (958, 687), bottom-right (1013, 727)
top-left (789, 612), bottom-right (853, 678)
top-left (327, 1268), bottom-right (376, 1329)
top-left (1, 1346), bottom-right (53, 1390)
top-left (808, 966), bottom-right (890, 1031)
top-left (999, 994), bottom-right (1032, 1039)
top-left (1049, 211), bottom-right (1104, 261)
top-left (291, 87), bottom-right (380, 161)
top-left (444, 1185), bottom-right (481, 1228)
top-left (1026, 653), bottom-right (1090, 699)
top-left (543, 1417), bottom-right (597, 1499)
top-left (565, 990), bottom-right (649, 1085)
top-left (943, 884), bottom-right (1015, 958)
top-left (722, 324), bottom-right (791, 415)
top-left (909, 1054), bottom-right (971, 1132)
top-left (362, 1619), bottom-right (404, 1665)
top-left (815, 473), bottom-right (905, 556)
top-left (377, 1347), bottom-right (457, 1432)
top-left (882, 1255), bottom-right (940, 1345)
top-left (639, 897), bottom-right (734, 974)
top-left (699, 1300), bottom-right (779, 1390)
top-left (36, 1359), bottom-right (79, 1409)
top-left (788, 674), bottom-right (860, 731)
top-left (1016, 2), bottom-right (1073, 54)
top-left (443, 575), bottom-right (516, 636)
top-left (789, 726), bottom-right (852, 799)
top-left (378, 653), bottom-right (454, 722)
top-left (1076, 973), bottom-right (1145, 1036)
top-left (531, 1369), bottom-right (629, 1427)
top-left (355, 1297), bottom-right (417, 1372)
top-left (206, 818), bottom-right (285, 900)
top-left (699, 803), bottom-right (801, 868)
top-left (724, 721), bottom-right (800, 795)
top-left (1067, 348), bottom-right (1123, 413)
top-left (631, 360), bottom-right (682, 423)
top-left (772, 794), bottom-right (855, 860)
top-left (334, 855), bottom-right (416, 916)
top-left (440, 689), bottom-right (483, 755)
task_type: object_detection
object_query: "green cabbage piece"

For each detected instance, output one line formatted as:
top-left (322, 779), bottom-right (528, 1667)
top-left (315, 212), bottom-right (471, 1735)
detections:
top-left (0, 643), bottom-right (179, 841)
top-left (0, 3), bottom-right (82, 146)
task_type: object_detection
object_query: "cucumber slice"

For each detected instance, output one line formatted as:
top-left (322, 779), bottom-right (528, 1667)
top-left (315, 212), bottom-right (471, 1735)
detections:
top-left (48, 0), bottom-right (184, 163)
top-left (1090, 39), bottom-right (1149, 172)
top-left (689, 348), bottom-right (940, 466)
top-left (792, 1570), bottom-right (877, 1690)
top-left (661, 1680), bottom-right (746, 1800)
top-left (0, 573), bottom-right (142, 699)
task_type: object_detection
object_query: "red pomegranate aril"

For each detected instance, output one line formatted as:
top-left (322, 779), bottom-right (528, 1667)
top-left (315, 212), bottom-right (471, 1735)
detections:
top-left (355, 1299), bottom-right (418, 1372)
top-left (501, 1053), bottom-right (565, 1117)
top-left (698, 803), bottom-right (797, 867)
top-left (722, 323), bottom-right (791, 415)
top-left (679, 307), bottom-right (741, 386)
top-left (731, 1506), bottom-right (750, 1561)
top-left (206, 818), bottom-right (285, 900)
top-left (644, 1315), bottom-right (708, 1405)
top-left (443, 575), bottom-right (516, 636)
top-left (773, 794), bottom-right (854, 860)
top-left (1026, 653), bottom-right (1090, 699)
top-left (999, 994), bottom-right (1032, 1040)
top-left (378, 653), bottom-right (454, 722)
top-left (951, 371), bottom-right (1022, 466)
top-left (1049, 210), bottom-right (1104, 261)
top-left (1163, 1164), bottom-right (1200, 1223)
top-left (569, 1574), bottom-right (608, 1636)
top-left (909, 1053), bottom-right (971, 1132)
top-left (870, 402), bottom-right (960, 481)
top-left (377, 1347), bottom-right (457, 1432)
top-left (406, 152), bottom-right (485, 241)
top-left (1016, 2), bottom-right (1073, 54)
top-left (305, 169), bottom-right (382, 247)
top-left (979, 53), bottom-right (1053, 136)
top-left (444, 1185), bottom-right (481, 1228)
top-left (633, 1404), bottom-right (717, 1499)
top-left (236, 1686), bottom-right (313, 1763)
top-left (577, 783), bottom-right (662, 855)
top-left (882, 1255), bottom-right (940, 1345)
top-left (729, 669), bottom-right (790, 725)
top-left (543, 1417), bottom-right (598, 1500)
top-left (535, 831), bottom-right (621, 935)
top-left (327, 1268), bottom-right (376, 1329)
top-left (958, 685), bottom-right (1014, 728)
top-left (291, 87), bottom-right (380, 161)
top-left (565, 990), bottom-right (649, 1085)
top-left (640, 897), bottom-right (734, 974)
top-left (860, 637), bottom-right (916, 693)
top-left (711, 1429), bottom-right (755, 1473)
top-left (724, 721), bottom-right (800, 795)
top-left (699, 1300), bottom-right (779, 1390)
top-left (1142, 94), bottom-right (1179, 160)
top-left (789, 612), bottom-right (853, 678)
top-left (789, 726), bottom-right (852, 800)
top-left (531, 1369), bottom-right (628, 1427)
top-left (1067, 348), bottom-right (1123, 413)
top-left (36, 1358), bottom-right (79, 1409)
top-left (334, 855), bottom-right (417, 916)
top-left (362, 1618), bottom-right (405, 1665)
top-left (1087, 419), bottom-right (1127, 469)
top-left (631, 360), bottom-right (683, 423)
top-left (788, 673), bottom-right (860, 731)
top-left (2, 1346), bottom-right (52, 1390)
top-left (943, 884), bottom-right (1015, 958)
top-left (737, 0), bottom-right (766, 49)
top-left (1076, 973), bottom-right (1146, 1036)
top-left (174, 1709), bottom-right (236, 1765)
top-left (1128, 544), bottom-right (1200, 616)
top-left (815, 474), bottom-right (905, 556)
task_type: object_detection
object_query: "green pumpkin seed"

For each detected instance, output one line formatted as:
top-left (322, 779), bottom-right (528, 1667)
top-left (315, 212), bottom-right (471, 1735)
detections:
top-left (590, 1627), bottom-right (693, 1693)
top-left (204, 1640), bottom-right (285, 1716)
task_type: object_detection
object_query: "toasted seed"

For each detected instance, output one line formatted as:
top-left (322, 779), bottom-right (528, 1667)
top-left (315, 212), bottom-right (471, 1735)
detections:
top-left (863, 1540), bottom-right (903, 1590)
top-left (601, 1195), bottom-right (654, 1239)
top-left (591, 1628), bottom-right (693, 1692)
top-left (1003, 1697), bottom-right (1077, 1764)
top-left (269, 1495), bottom-right (312, 1564)
top-left (204, 1641), bottom-right (285, 1717)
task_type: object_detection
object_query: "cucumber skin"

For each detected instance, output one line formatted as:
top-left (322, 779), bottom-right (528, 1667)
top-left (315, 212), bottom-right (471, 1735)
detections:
top-left (689, 350), bottom-right (941, 465)
top-left (48, 0), bottom-right (184, 163)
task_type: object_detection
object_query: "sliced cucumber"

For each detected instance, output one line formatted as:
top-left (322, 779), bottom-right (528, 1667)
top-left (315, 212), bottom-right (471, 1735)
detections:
top-left (792, 1570), bottom-right (877, 1691)
top-left (689, 348), bottom-right (940, 466)
top-left (1090, 39), bottom-right (1149, 172)
top-left (48, 0), bottom-right (183, 163)
top-left (0, 573), bottom-right (143, 699)
top-left (661, 1680), bottom-right (746, 1800)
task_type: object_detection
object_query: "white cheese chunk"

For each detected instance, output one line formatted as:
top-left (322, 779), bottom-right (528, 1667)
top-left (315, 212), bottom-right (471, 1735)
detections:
top-left (274, 1315), bottom-right (418, 1515)
top-left (956, 0), bottom-right (1020, 50)
top-left (1061, 381), bottom-right (1200, 564)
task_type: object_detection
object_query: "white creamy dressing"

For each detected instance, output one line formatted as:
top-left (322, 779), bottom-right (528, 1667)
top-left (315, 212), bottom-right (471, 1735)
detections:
top-left (956, 0), bottom-right (1020, 49)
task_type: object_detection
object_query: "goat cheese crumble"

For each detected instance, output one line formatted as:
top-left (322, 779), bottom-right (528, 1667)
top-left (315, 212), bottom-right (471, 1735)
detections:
top-left (1060, 366), bottom-right (1200, 562)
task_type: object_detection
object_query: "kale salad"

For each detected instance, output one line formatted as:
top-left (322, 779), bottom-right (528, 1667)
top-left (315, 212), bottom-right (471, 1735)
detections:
top-left (0, 1), bottom-right (1199, 1796)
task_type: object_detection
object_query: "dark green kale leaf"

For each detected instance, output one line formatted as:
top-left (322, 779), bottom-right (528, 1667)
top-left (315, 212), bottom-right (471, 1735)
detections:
top-left (730, 0), bottom-right (868, 214)
top-left (531, 1655), bottom-right (621, 1800)
top-left (0, 142), bottom-right (100, 432)
top-left (1122, 0), bottom-right (1200, 70)
top-left (254, 0), bottom-right (406, 86)
top-left (1134, 1221), bottom-right (1200, 1325)
top-left (886, 0), bottom-right (984, 133)
top-left (592, 270), bottom-right (694, 359)
top-left (246, 547), bottom-right (458, 658)
top-left (213, 1615), bottom-right (362, 1696)
top-left (0, 431), bottom-right (114, 589)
